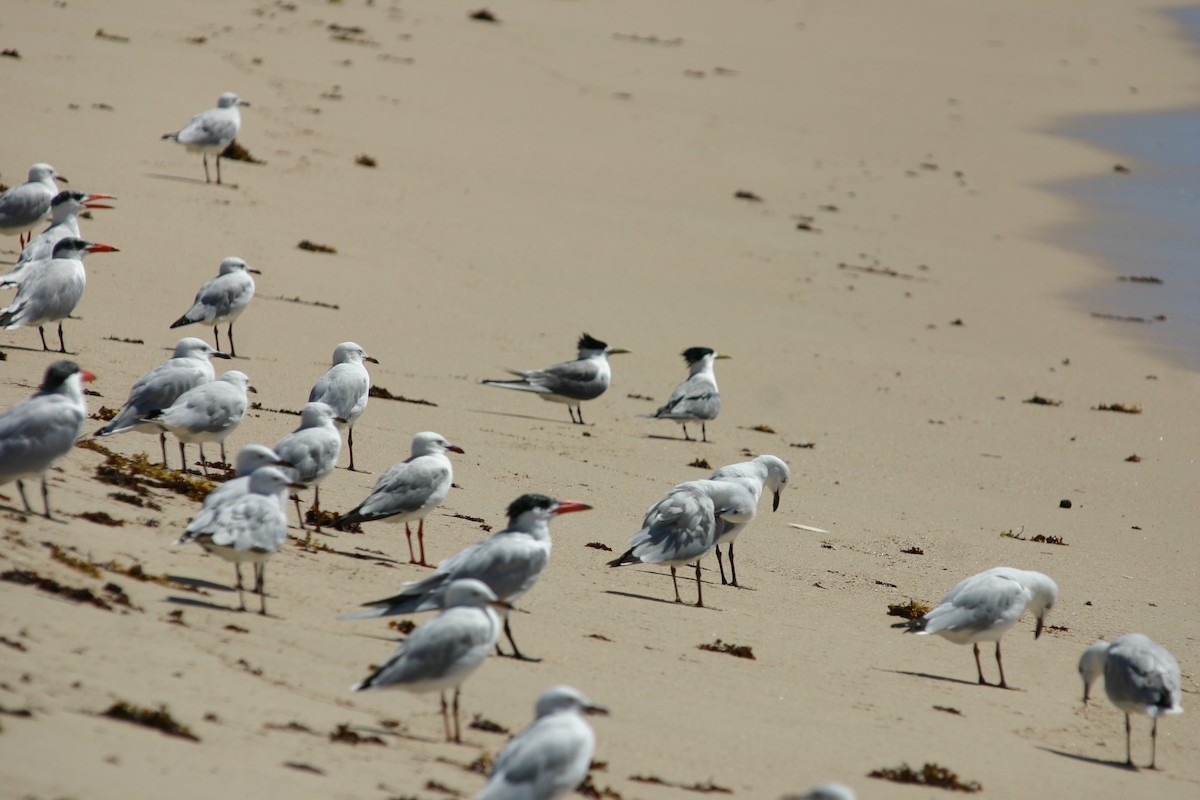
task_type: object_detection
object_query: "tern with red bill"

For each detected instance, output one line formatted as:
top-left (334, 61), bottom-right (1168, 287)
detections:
top-left (169, 256), bottom-right (260, 357)
top-left (0, 163), bottom-right (68, 246)
top-left (3, 191), bottom-right (116, 285)
top-left (162, 92), bottom-right (250, 184)
top-left (0, 360), bottom-right (93, 519)
top-left (0, 237), bottom-right (118, 353)
top-left (341, 493), bottom-right (592, 662)
top-left (334, 431), bottom-right (465, 565)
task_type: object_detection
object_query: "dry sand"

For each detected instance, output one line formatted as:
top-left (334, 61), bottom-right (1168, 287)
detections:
top-left (1, 1), bottom-right (1197, 798)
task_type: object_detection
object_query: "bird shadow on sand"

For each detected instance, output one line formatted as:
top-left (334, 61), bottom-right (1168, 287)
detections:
top-left (144, 172), bottom-right (239, 189)
top-left (472, 408), bottom-right (593, 427)
top-left (880, 668), bottom-right (1022, 690)
top-left (0, 342), bottom-right (72, 355)
top-left (643, 433), bottom-right (707, 443)
top-left (1035, 746), bottom-right (1139, 771)
top-left (603, 589), bottom-right (722, 610)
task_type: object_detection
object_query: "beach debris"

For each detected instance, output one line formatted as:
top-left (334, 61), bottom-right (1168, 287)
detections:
top-left (368, 385), bottom-right (437, 406)
top-left (80, 439), bottom-right (215, 502)
top-left (585, 541), bottom-right (613, 551)
top-left (698, 639), bottom-right (755, 660)
top-left (102, 701), bottom-right (198, 741)
top-left (329, 723), bottom-right (385, 746)
top-left (76, 510), bottom-right (125, 527)
top-left (1023, 393), bottom-right (1061, 406)
top-left (355, 154), bottom-right (377, 167)
top-left (426, 780), bottom-right (462, 796)
top-left (887, 599), bottom-right (931, 620)
top-left (627, 393), bottom-right (654, 401)
top-left (876, 579), bottom-right (898, 589)
top-left (1091, 311), bottom-right (1166, 323)
top-left (319, 85), bottom-right (344, 101)
top-left (1113, 163), bottom-right (1131, 173)
top-left (225, 623), bottom-right (248, 633)
top-left (297, 239), bottom-right (336, 254)
top-left (795, 219), bottom-right (819, 232)
top-left (1059, 500), bottom-right (1072, 509)
top-left (788, 523), bottom-right (829, 533)
top-left (469, 714), bottom-right (509, 734)
top-left (1, 569), bottom-right (129, 612)
top-left (187, 35), bottom-right (207, 45)
top-left (734, 190), bottom-right (762, 202)
top-left (1, 49), bottom-right (20, 59)
top-left (1030, 534), bottom-right (1068, 545)
top-left (901, 546), bottom-right (925, 555)
top-left (578, 774), bottom-right (625, 799)
top-left (103, 336), bottom-right (146, 345)
top-left (329, 24), bottom-right (377, 46)
top-left (1093, 402), bottom-right (1142, 414)
top-left (387, 619), bottom-right (417, 634)
top-left (1125, 454), bottom-right (1142, 463)
top-left (612, 32), bottom-right (685, 46)
top-left (629, 775), bottom-right (732, 794)
top-left (838, 262), bottom-right (918, 279)
top-left (167, 609), bottom-right (186, 626)
top-left (687, 458), bottom-right (712, 469)
top-left (283, 761), bottom-right (325, 775)
top-left (250, 402), bottom-right (301, 416)
top-left (220, 141), bottom-right (264, 164)
top-left (1118, 275), bottom-right (1163, 284)
top-left (748, 423), bottom-right (776, 433)
top-left (47, 543), bottom-right (192, 590)
top-left (933, 705), bottom-right (962, 715)
top-left (264, 720), bottom-right (316, 734)
top-left (789, 441), bottom-right (815, 449)
top-left (684, 69), bottom-right (707, 78)
top-left (469, 8), bottom-right (500, 22)
top-left (588, 633), bottom-right (612, 642)
top-left (262, 294), bottom-right (340, 310)
top-left (868, 762), bottom-right (980, 792)
top-left (95, 29), bottom-right (130, 43)
top-left (0, 636), bottom-right (27, 652)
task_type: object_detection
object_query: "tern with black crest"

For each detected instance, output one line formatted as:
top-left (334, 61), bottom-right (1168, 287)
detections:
top-left (648, 347), bottom-right (730, 442)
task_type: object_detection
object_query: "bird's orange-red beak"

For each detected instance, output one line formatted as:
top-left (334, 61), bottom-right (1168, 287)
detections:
top-left (86, 243), bottom-right (120, 254)
top-left (81, 369), bottom-right (96, 383)
top-left (83, 193), bottom-right (116, 210)
top-left (554, 500), bottom-right (592, 515)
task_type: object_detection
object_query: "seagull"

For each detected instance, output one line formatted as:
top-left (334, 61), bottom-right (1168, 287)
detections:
top-left (96, 337), bottom-right (230, 466)
top-left (350, 578), bottom-right (509, 743)
top-left (142, 370), bottom-right (255, 475)
top-left (341, 494), bottom-right (592, 662)
top-left (272, 402), bottom-right (343, 532)
top-left (2, 190), bottom-right (115, 286)
top-left (334, 432), bottom-right (464, 566)
top-left (174, 466), bottom-right (302, 614)
top-left (0, 236), bottom-right (119, 353)
top-left (481, 333), bottom-right (630, 424)
top-left (1079, 634), bottom-right (1183, 768)
top-left (185, 445), bottom-right (291, 547)
top-left (608, 479), bottom-right (756, 607)
top-left (476, 686), bottom-right (608, 800)
top-left (0, 163), bottom-right (68, 246)
top-left (781, 784), bottom-right (856, 800)
top-left (162, 92), bottom-right (250, 184)
top-left (307, 342), bottom-right (378, 471)
top-left (648, 347), bottom-right (730, 442)
top-left (169, 256), bottom-right (260, 357)
top-left (0, 360), bottom-right (92, 518)
top-left (891, 566), bottom-right (1058, 688)
top-left (709, 454), bottom-right (790, 587)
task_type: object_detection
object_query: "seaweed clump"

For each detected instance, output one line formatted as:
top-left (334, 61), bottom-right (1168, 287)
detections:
top-left (102, 701), bottom-right (199, 741)
top-left (79, 438), bottom-right (214, 502)
top-left (887, 599), bottom-right (931, 620)
top-left (868, 762), bottom-right (981, 792)
top-left (697, 639), bottom-right (755, 660)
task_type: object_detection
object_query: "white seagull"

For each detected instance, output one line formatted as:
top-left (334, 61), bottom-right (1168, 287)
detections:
top-left (476, 686), bottom-right (608, 800)
top-left (273, 401), bottom-right (343, 532)
top-left (1079, 634), bottom-right (1183, 769)
top-left (892, 566), bottom-right (1058, 688)
top-left (350, 578), bottom-right (508, 743)
top-left (3, 190), bottom-right (115, 286)
top-left (608, 479), bottom-right (757, 607)
top-left (162, 92), bottom-right (250, 184)
top-left (334, 431), bottom-right (464, 566)
top-left (169, 256), bottom-right (260, 357)
top-left (709, 454), bottom-right (790, 587)
top-left (174, 466), bottom-right (302, 614)
top-left (307, 342), bottom-right (378, 471)
top-left (481, 333), bottom-right (630, 424)
top-left (96, 337), bottom-right (230, 466)
top-left (186, 444), bottom-right (291, 538)
top-left (0, 163), bottom-right (68, 246)
top-left (0, 360), bottom-right (92, 519)
top-left (0, 237), bottom-right (119, 353)
top-left (648, 347), bottom-right (730, 442)
top-left (341, 493), bottom-right (592, 662)
top-left (142, 370), bottom-right (255, 475)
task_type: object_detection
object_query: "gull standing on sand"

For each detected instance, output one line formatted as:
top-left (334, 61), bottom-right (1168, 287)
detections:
top-left (174, 466), bottom-right (302, 615)
top-left (0, 360), bottom-right (92, 518)
top-left (350, 578), bottom-right (508, 743)
top-left (481, 333), bottom-right (630, 424)
top-left (162, 92), bottom-right (250, 185)
top-left (1079, 634), bottom-right (1183, 768)
top-left (476, 686), bottom-right (608, 800)
top-left (142, 370), bottom-right (254, 475)
top-left (0, 237), bottom-right (119, 353)
top-left (190, 444), bottom-right (291, 525)
top-left (0, 163), bottom-right (68, 246)
top-left (334, 432), bottom-right (464, 566)
top-left (169, 256), bottom-right (260, 357)
top-left (308, 342), bottom-right (378, 471)
top-left (96, 337), bottom-right (230, 465)
top-left (892, 566), bottom-right (1058, 688)
top-left (709, 454), bottom-right (790, 587)
top-left (3, 190), bottom-right (115, 285)
top-left (273, 402), bottom-right (343, 532)
top-left (608, 479), bottom-right (756, 607)
top-left (342, 494), bottom-right (592, 662)
top-left (648, 347), bottom-right (730, 442)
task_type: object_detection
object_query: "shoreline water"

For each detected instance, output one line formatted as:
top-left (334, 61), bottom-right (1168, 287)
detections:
top-left (1048, 7), bottom-right (1200, 371)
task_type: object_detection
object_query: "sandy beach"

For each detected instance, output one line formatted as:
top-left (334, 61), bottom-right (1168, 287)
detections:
top-left (1, 1), bottom-right (1197, 798)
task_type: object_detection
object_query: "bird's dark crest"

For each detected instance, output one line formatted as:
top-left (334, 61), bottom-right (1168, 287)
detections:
top-left (41, 360), bottom-right (81, 391)
top-left (50, 190), bottom-right (87, 208)
top-left (506, 493), bottom-right (555, 520)
top-left (681, 347), bottom-right (716, 365)
top-left (51, 237), bottom-right (90, 257)
top-left (577, 333), bottom-right (609, 352)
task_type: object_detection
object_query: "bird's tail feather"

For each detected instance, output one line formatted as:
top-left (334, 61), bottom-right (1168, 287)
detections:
top-left (607, 548), bottom-right (641, 568)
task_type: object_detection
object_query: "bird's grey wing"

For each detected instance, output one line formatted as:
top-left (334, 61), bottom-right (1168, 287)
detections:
top-left (102, 362), bottom-right (207, 434)
top-left (197, 274), bottom-right (252, 318)
top-left (0, 185), bottom-right (44, 230)
top-left (276, 429), bottom-right (339, 484)
top-left (447, 534), bottom-right (547, 601)
top-left (355, 609), bottom-right (492, 688)
top-left (308, 363), bottom-right (368, 420)
top-left (629, 486), bottom-right (717, 564)
top-left (209, 495), bottom-right (287, 551)
top-left (655, 375), bottom-right (719, 419)
top-left (354, 460), bottom-right (450, 520)
top-left (1107, 638), bottom-right (1184, 714)
top-left (178, 110), bottom-right (237, 147)
top-left (529, 358), bottom-right (603, 399)
top-left (922, 572), bottom-right (1023, 635)
top-left (482, 716), bottom-right (593, 800)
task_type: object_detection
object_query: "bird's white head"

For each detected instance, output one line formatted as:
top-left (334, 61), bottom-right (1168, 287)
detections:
top-left (1026, 571), bottom-right (1059, 639)
top-left (234, 444), bottom-right (290, 476)
top-left (442, 578), bottom-right (507, 610)
top-left (1078, 640), bottom-right (1110, 705)
top-left (534, 685), bottom-right (608, 718)
top-left (218, 256), bottom-right (260, 276)
top-left (299, 401), bottom-right (341, 428)
top-left (217, 92), bottom-right (249, 109)
top-left (29, 163), bottom-right (66, 184)
top-left (754, 455), bottom-right (791, 511)
top-left (410, 431), bottom-right (464, 458)
top-left (175, 337), bottom-right (230, 360)
top-left (248, 466), bottom-right (302, 495)
top-left (219, 370), bottom-right (254, 392)
top-left (332, 342), bottom-right (378, 366)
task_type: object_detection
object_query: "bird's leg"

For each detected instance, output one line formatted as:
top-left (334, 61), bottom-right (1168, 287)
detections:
top-left (40, 477), bottom-right (52, 520)
top-left (16, 480), bottom-right (33, 514)
top-left (178, 442), bottom-right (189, 475)
top-left (1150, 716), bottom-right (1158, 769)
top-left (440, 691), bottom-right (451, 742)
top-left (567, 406), bottom-right (577, 424)
top-left (234, 563), bottom-right (246, 611)
top-left (694, 561), bottom-right (705, 607)
top-left (256, 563), bottom-right (268, 616)
top-left (452, 687), bottom-right (462, 743)
top-left (670, 566), bottom-right (682, 603)
top-left (682, 423), bottom-right (692, 441)
top-left (503, 616), bottom-right (540, 662)
top-left (347, 425), bottom-right (356, 471)
top-left (701, 422), bottom-right (709, 443)
top-left (37, 325), bottom-right (49, 351)
top-left (292, 493), bottom-right (305, 531)
top-left (212, 324), bottom-right (221, 353)
top-left (220, 441), bottom-right (227, 465)
top-left (416, 518), bottom-right (427, 566)
top-left (405, 523), bottom-right (416, 563)
top-left (227, 323), bottom-right (236, 358)
top-left (57, 322), bottom-right (67, 354)
top-left (313, 485), bottom-right (322, 533)
top-left (728, 541), bottom-right (739, 587)
top-left (216, 154), bottom-right (223, 185)
top-left (714, 545), bottom-right (729, 585)
top-left (198, 443), bottom-right (209, 477)
top-left (577, 406), bottom-right (586, 424)
top-left (973, 643), bottom-right (987, 685)
top-left (1125, 713), bottom-right (1133, 766)
top-left (994, 641), bottom-right (1007, 689)
top-left (159, 432), bottom-right (169, 468)
top-left (202, 154), bottom-right (212, 184)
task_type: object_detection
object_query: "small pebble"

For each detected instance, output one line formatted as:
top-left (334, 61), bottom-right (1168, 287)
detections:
top-left (1059, 499), bottom-right (1072, 509)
